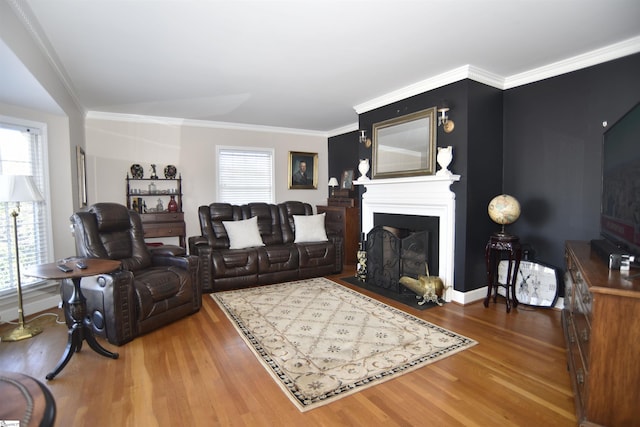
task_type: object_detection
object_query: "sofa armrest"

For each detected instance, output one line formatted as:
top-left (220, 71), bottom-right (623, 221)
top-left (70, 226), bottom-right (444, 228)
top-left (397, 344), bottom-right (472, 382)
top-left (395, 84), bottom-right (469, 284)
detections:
top-left (151, 254), bottom-right (202, 309)
top-left (188, 235), bottom-right (209, 256)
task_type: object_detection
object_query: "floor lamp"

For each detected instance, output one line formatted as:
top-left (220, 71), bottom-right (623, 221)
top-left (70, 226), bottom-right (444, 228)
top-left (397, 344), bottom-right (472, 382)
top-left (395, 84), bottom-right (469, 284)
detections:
top-left (0, 175), bottom-right (45, 342)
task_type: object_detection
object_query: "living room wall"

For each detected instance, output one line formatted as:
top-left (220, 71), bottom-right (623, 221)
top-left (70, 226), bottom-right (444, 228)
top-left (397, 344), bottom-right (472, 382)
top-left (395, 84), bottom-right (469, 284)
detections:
top-left (329, 52), bottom-right (640, 298)
top-left (503, 52), bottom-right (640, 272)
top-left (86, 116), bottom-right (329, 242)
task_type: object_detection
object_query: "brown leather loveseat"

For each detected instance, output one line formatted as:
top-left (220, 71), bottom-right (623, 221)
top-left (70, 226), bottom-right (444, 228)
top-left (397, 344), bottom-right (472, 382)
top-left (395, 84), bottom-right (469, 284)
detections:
top-left (188, 201), bottom-right (343, 292)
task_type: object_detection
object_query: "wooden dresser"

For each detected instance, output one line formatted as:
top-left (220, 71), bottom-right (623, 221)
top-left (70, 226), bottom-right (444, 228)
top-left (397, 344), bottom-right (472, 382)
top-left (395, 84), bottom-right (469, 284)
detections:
top-left (317, 204), bottom-right (360, 265)
top-left (140, 212), bottom-right (186, 248)
top-left (563, 241), bottom-right (640, 426)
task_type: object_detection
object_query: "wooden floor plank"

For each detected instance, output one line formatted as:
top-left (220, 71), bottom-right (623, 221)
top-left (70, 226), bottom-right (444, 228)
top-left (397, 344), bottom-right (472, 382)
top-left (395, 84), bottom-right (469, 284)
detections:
top-left (0, 267), bottom-right (577, 426)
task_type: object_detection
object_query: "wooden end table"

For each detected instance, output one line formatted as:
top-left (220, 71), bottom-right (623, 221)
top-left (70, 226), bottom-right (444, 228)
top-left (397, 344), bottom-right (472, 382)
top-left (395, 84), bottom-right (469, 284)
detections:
top-left (484, 233), bottom-right (521, 313)
top-left (24, 258), bottom-right (121, 380)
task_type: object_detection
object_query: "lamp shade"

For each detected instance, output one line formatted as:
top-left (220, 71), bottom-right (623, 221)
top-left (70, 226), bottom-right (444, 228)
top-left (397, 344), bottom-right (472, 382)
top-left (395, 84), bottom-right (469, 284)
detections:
top-left (328, 177), bottom-right (339, 187)
top-left (0, 175), bottom-right (44, 203)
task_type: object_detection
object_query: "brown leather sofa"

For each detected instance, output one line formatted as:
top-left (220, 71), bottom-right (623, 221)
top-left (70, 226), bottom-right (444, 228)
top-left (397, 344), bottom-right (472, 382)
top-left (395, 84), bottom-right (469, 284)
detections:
top-left (62, 203), bottom-right (201, 345)
top-left (188, 201), bottom-right (343, 292)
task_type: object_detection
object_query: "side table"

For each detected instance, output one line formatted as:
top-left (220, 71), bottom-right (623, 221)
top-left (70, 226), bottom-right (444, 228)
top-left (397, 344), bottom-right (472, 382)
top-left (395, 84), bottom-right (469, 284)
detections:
top-left (484, 233), bottom-right (521, 312)
top-left (24, 258), bottom-right (121, 380)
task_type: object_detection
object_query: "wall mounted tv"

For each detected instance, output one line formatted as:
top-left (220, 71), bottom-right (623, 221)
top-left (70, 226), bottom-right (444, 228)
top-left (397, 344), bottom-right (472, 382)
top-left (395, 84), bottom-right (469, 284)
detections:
top-left (600, 101), bottom-right (640, 262)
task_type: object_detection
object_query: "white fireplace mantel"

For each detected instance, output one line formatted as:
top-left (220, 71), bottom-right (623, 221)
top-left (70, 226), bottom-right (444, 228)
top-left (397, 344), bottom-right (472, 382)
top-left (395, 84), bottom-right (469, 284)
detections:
top-left (356, 174), bottom-right (461, 302)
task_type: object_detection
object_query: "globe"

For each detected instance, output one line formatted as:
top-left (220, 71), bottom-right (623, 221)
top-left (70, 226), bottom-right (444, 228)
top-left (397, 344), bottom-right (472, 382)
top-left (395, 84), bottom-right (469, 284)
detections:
top-left (488, 194), bottom-right (521, 226)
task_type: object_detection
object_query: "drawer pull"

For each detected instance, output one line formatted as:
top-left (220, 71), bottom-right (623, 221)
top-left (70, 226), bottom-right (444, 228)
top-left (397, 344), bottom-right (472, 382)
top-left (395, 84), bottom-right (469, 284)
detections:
top-left (577, 369), bottom-right (584, 385)
top-left (581, 329), bottom-right (589, 342)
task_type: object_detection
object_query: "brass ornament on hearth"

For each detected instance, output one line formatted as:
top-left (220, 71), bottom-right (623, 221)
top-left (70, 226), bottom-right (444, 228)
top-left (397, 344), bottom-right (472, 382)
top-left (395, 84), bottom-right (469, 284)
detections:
top-left (399, 263), bottom-right (449, 306)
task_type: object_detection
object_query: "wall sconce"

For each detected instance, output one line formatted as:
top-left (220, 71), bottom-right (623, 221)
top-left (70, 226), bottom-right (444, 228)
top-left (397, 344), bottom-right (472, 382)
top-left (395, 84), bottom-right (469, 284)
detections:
top-left (358, 130), bottom-right (372, 148)
top-left (437, 103), bottom-right (455, 133)
top-left (328, 177), bottom-right (339, 197)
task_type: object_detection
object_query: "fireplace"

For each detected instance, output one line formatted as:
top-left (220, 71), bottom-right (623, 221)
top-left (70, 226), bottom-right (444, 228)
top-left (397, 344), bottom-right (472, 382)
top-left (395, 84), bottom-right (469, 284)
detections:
top-left (356, 174), bottom-right (460, 301)
top-left (366, 226), bottom-right (430, 293)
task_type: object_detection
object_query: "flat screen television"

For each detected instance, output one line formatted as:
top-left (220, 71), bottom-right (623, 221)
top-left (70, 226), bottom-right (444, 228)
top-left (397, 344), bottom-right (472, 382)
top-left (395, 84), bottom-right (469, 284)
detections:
top-left (599, 101), bottom-right (640, 263)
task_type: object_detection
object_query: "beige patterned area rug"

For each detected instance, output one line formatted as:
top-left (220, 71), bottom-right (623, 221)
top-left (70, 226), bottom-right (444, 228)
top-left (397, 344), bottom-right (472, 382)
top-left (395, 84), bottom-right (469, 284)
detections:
top-left (212, 277), bottom-right (477, 412)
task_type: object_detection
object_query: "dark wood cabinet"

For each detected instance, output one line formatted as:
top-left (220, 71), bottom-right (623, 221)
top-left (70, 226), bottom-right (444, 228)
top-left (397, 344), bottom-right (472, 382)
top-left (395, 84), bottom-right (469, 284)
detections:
top-left (126, 176), bottom-right (186, 248)
top-left (317, 205), bottom-right (360, 265)
top-left (563, 241), bottom-right (640, 426)
top-left (139, 213), bottom-right (186, 248)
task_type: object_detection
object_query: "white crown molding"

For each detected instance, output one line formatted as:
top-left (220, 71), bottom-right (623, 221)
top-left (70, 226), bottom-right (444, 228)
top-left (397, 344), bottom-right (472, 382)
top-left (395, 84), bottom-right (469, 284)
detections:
top-left (354, 66), bottom-right (476, 114)
top-left (504, 35), bottom-right (640, 89)
top-left (86, 111), bottom-right (329, 137)
top-left (354, 36), bottom-right (640, 114)
top-left (328, 122), bottom-right (359, 137)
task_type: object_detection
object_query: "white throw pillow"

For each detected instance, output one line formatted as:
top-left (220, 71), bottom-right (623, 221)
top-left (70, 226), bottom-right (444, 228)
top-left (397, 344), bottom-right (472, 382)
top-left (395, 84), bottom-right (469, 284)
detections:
top-left (223, 216), bottom-right (265, 249)
top-left (293, 213), bottom-right (328, 243)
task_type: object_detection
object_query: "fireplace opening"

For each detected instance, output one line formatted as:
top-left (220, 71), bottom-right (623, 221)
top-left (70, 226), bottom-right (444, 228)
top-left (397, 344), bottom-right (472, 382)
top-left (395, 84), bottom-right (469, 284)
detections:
top-left (373, 213), bottom-right (439, 275)
top-left (365, 213), bottom-right (440, 294)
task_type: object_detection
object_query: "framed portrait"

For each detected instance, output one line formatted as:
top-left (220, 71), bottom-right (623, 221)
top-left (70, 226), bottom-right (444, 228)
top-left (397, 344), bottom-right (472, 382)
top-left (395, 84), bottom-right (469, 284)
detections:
top-left (289, 151), bottom-right (318, 189)
top-left (76, 146), bottom-right (87, 207)
top-left (340, 169), bottom-right (354, 190)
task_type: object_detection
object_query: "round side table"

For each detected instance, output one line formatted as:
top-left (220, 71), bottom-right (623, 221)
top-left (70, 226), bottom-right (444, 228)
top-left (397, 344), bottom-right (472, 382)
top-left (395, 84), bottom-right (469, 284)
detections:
top-left (24, 258), bottom-right (121, 380)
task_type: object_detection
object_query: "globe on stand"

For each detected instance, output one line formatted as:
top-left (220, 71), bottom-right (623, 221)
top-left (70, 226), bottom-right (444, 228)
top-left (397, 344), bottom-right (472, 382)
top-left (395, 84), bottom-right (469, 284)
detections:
top-left (487, 194), bottom-right (521, 237)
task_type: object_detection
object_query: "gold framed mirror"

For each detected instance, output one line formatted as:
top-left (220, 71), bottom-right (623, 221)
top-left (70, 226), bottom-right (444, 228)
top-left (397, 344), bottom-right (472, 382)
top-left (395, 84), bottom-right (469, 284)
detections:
top-left (372, 106), bottom-right (437, 179)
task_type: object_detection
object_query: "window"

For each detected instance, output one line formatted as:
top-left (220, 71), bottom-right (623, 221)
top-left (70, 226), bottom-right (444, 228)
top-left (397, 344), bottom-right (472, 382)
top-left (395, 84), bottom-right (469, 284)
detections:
top-left (217, 147), bottom-right (274, 204)
top-left (0, 122), bottom-right (50, 293)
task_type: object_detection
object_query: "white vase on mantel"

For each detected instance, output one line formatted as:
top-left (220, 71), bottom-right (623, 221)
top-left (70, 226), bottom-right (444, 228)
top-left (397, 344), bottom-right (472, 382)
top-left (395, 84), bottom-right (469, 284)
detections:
top-left (436, 146), bottom-right (453, 176)
top-left (357, 158), bottom-right (370, 181)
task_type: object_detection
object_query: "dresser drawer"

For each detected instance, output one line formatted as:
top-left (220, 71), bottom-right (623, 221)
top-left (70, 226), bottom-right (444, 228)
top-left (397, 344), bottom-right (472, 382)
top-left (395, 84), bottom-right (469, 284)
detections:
top-left (140, 212), bottom-right (184, 223)
top-left (567, 318), bottom-right (588, 411)
top-left (143, 222), bottom-right (186, 238)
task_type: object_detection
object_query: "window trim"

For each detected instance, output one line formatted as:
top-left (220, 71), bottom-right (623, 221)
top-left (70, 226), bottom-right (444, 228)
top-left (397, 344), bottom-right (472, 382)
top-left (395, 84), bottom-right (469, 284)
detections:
top-left (0, 115), bottom-right (54, 299)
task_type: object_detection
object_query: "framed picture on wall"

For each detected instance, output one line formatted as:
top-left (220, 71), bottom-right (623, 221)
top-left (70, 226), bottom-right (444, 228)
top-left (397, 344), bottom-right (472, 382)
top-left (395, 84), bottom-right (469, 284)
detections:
top-left (288, 151), bottom-right (318, 189)
top-left (340, 169), bottom-right (354, 190)
top-left (76, 146), bottom-right (87, 207)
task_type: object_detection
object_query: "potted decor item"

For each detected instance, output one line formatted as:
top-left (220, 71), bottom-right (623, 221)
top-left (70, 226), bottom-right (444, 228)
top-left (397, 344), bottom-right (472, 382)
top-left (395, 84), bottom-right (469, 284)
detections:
top-left (168, 195), bottom-right (178, 212)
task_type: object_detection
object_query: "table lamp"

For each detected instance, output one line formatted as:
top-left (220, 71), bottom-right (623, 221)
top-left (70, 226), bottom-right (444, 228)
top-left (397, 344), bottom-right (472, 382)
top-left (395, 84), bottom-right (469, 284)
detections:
top-left (0, 175), bottom-right (45, 342)
top-left (328, 177), bottom-right (339, 197)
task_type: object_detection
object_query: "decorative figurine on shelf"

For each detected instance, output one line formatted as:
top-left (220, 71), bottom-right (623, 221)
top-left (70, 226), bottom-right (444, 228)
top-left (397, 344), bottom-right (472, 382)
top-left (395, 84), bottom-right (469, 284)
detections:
top-left (164, 165), bottom-right (177, 179)
top-left (156, 198), bottom-right (164, 212)
top-left (436, 146), bottom-right (453, 176)
top-left (357, 158), bottom-right (370, 182)
top-left (130, 164), bottom-right (144, 179)
top-left (168, 195), bottom-right (178, 212)
top-left (150, 164), bottom-right (158, 180)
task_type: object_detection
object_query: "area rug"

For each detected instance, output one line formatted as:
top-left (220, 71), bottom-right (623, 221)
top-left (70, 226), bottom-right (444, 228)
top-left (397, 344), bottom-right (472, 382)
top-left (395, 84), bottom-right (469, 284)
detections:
top-left (212, 277), bottom-right (477, 411)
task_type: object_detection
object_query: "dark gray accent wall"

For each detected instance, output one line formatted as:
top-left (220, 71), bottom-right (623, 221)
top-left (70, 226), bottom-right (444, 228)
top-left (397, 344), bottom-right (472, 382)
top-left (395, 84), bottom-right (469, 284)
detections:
top-left (504, 53), bottom-right (640, 272)
top-left (328, 52), bottom-right (640, 295)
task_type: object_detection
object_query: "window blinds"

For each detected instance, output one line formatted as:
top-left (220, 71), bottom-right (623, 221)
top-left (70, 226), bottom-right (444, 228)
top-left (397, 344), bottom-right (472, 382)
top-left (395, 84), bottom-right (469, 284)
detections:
top-left (217, 147), bottom-right (274, 204)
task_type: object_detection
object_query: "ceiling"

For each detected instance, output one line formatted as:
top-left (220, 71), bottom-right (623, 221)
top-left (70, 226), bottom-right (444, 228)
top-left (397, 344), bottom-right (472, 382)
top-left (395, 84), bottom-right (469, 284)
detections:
top-left (3, 0), bottom-right (640, 135)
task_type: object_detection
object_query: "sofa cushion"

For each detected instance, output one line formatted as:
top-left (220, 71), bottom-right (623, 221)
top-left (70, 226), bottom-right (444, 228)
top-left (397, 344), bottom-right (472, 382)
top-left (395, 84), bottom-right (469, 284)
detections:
top-left (223, 216), bottom-right (265, 249)
top-left (293, 213), bottom-right (328, 243)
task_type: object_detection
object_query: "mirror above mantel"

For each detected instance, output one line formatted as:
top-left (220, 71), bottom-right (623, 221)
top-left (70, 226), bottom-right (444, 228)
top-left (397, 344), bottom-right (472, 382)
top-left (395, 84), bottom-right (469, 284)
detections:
top-left (372, 106), bottom-right (437, 179)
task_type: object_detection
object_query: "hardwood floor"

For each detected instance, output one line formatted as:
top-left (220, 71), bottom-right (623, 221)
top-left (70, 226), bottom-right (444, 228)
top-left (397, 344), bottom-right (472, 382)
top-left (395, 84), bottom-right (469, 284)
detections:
top-left (0, 267), bottom-right (577, 426)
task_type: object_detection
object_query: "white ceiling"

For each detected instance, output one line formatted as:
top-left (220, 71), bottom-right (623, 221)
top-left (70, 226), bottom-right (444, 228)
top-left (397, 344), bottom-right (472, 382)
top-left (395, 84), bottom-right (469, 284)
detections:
top-left (3, 0), bottom-right (640, 134)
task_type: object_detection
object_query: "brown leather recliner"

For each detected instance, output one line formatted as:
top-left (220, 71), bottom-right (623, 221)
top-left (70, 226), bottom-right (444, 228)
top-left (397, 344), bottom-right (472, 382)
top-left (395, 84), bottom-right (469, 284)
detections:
top-left (61, 203), bottom-right (201, 345)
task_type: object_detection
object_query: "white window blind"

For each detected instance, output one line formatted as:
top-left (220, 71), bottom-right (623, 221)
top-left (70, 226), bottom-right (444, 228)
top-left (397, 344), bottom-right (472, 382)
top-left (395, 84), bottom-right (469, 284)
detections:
top-left (217, 147), bottom-right (274, 204)
top-left (0, 124), bottom-right (50, 293)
